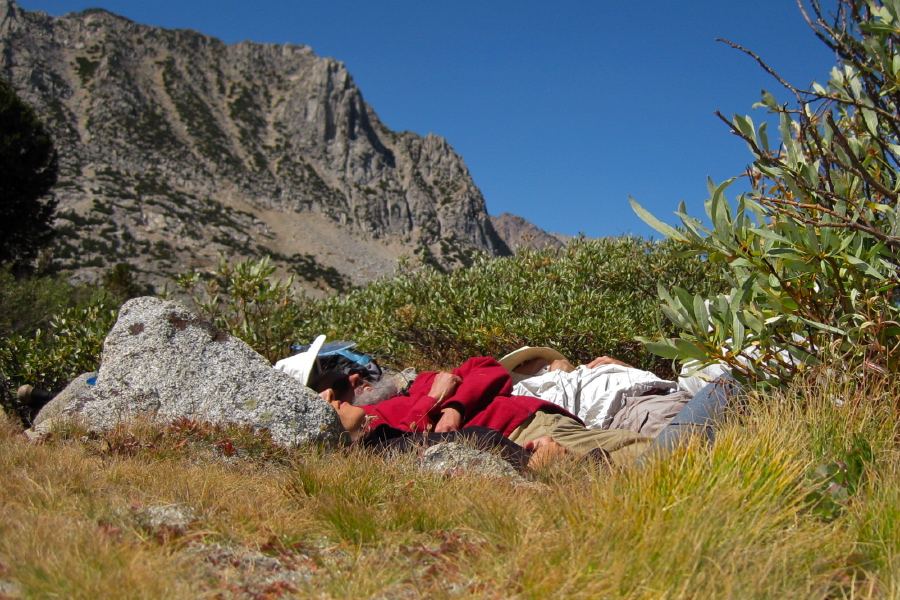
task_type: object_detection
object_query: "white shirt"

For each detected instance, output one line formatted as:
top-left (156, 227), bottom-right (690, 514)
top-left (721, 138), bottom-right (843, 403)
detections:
top-left (512, 364), bottom-right (677, 429)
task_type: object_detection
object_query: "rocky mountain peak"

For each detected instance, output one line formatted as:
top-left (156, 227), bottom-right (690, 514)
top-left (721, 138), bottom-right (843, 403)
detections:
top-left (0, 0), bottom-right (528, 293)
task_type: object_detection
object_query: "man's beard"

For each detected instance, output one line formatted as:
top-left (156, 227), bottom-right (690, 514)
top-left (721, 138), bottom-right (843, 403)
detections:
top-left (352, 378), bottom-right (398, 406)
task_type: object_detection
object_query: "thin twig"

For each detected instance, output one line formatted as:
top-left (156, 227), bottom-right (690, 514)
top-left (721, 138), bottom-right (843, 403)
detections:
top-left (826, 113), bottom-right (899, 202)
top-left (716, 38), bottom-right (803, 103)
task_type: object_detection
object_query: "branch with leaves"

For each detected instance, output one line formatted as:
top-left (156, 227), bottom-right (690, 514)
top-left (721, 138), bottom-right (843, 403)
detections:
top-left (632, 0), bottom-right (900, 387)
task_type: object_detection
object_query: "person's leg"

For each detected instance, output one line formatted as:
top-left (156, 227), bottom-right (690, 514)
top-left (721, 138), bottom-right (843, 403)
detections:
top-left (512, 410), bottom-right (652, 468)
top-left (15, 385), bottom-right (57, 426)
top-left (640, 374), bottom-right (742, 460)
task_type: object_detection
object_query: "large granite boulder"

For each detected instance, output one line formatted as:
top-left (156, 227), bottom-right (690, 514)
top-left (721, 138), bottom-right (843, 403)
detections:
top-left (34, 296), bottom-right (343, 446)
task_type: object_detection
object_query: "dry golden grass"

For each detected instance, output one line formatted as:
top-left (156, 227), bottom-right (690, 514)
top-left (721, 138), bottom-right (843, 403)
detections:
top-left (0, 373), bottom-right (899, 599)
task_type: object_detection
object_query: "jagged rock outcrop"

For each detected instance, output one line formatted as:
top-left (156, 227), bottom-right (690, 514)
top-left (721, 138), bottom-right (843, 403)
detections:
top-left (490, 212), bottom-right (573, 251)
top-left (0, 1), bottom-right (513, 292)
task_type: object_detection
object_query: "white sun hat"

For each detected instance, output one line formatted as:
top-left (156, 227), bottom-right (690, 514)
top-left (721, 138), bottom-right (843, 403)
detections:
top-left (497, 346), bottom-right (567, 372)
top-left (274, 334), bottom-right (326, 386)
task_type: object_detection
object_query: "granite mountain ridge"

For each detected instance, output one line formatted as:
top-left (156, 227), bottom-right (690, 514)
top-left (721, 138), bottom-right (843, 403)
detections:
top-left (0, 1), bottom-right (567, 293)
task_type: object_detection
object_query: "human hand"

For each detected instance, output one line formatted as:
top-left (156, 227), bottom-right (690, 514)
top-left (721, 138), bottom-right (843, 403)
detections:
top-left (585, 356), bottom-right (634, 369)
top-left (525, 436), bottom-right (568, 468)
top-left (548, 359), bottom-right (576, 373)
top-left (428, 372), bottom-right (462, 400)
top-left (434, 405), bottom-right (463, 432)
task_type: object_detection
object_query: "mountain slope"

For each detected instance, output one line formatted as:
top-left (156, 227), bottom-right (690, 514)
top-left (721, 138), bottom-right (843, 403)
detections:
top-left (0, 0), bottom-right (519, 292)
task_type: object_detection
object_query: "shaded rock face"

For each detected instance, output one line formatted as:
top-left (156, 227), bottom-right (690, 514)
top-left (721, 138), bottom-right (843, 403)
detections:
top-left (0, 0), bottom-right (511, 291)
top-left (36, 296), bottom-right (343, 447)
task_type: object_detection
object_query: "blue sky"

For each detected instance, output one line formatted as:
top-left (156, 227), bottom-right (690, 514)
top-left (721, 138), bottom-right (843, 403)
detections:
top-left (19, 0), bottom-right (839, 239)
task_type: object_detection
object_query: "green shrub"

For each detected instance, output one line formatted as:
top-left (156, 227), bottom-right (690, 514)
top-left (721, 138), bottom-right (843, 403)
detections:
top-left (0, 236), bottom-right (723, 412)
top-left (0, 266), bottom-right (80, 338)
top-left (0, 294), bottom-right (119, 411)
top-left (297, 236), bottom-right (728, 375)
top-left (173, 256), bottom-right (313, 363)
top-left (633, 0), bottom-right (900, 387)
top-left (0, 267), bottom-right (124, 414)
top-left (102, 262), bottom-right (153, 301)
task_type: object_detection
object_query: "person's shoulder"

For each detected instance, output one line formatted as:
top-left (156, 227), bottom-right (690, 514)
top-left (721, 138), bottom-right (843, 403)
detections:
top-left (458, 357), bottom-right (504, 369)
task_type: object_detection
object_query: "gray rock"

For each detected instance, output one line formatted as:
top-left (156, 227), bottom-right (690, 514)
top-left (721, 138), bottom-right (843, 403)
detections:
top-left (34, 297), bottom-right (343, 447)
top-left (32, 371), bottom-right (96, 427)
top-left (490, 212), bottom-right (571, 252)
top-left (0, 578), bottom-right (22, 599)
top-left (418, 442), bottom-right (520, 479)
top-left (187, 542), bottom-right (316, 597)
top-left (131, 503), bottom-right (198, 536)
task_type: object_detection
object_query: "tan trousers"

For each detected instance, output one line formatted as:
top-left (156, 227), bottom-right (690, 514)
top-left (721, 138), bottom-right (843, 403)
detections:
top-left (508, 410), bottom-right (652, 468)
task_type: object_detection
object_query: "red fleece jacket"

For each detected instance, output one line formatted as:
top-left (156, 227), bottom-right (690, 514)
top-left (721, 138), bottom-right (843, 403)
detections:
top-left (361, 357), bottom-right (582, 437)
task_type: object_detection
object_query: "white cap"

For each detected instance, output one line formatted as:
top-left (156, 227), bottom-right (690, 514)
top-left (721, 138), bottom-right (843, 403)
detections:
top-left (274, 335), bottom-right (326, 386)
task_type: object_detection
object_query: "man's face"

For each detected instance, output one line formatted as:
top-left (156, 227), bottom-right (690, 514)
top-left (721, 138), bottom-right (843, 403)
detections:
top-left (313, 372), bottom-right (372, 403)
top-left (316, 374), bottom-right (370, 440)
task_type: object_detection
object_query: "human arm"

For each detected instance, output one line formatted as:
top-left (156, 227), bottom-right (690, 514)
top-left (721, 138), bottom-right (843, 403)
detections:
top-left (585, 356), bottom-right (634, 369)
top-left (365, 372), bottom-right (461, 433)
top-left (429, 372), bottom-right (462, 401)
top-left (514, 357), bottom-right (576, 374)
top-left (549, 359), bottom-right (576, 373)
top-left (438, 357), bottom-right (514, 420)
top-left (430, 373), bottom-right (464, 432)
top-left (434, 403), bottom-right (463, 432)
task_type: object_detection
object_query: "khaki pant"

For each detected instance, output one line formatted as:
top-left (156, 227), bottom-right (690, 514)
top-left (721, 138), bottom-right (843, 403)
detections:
top-left (508, 410), bottom-right (652, 468)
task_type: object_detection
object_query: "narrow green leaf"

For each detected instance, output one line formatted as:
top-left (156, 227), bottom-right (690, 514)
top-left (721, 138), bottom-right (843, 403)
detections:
top-left (743, 310), bottom-right (764, 334)
top-left (694, 295), bottom-right (710, 332)
top-left (673, 338), bottom-right (713, 362)
top-left (640, 339), bottom-right (683, 360)
top-left (754, 228), bottom-right (792, 245)
top-left (845, 254), bottom-right (887, 278)
top-left (656, 282), bottom-right (675, 305)
top-left (784, 342), bottom-right (820, 365)
top-left (732, 311), bottom-right (747, 351)
top-left (661, 305), bottom-right (690, 329)
top-left (758, 121), bottom-right (770, 152)
top-left (630, 197), bottom-right (682, 239)
top-left (796, 316), bottom-right (847, 335)
top-left (862, 108), bottom-right (878, 135)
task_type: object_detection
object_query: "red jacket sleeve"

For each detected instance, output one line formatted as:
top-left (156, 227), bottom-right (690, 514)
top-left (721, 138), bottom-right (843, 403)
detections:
top-left (446, 357), bottom-right (513, 419)
top-left (408, 357), bottom-right (512, 419)
top-left (362, 392), bottom-right (446, 433)
top-left (367, 357), bottom-right (513, 432)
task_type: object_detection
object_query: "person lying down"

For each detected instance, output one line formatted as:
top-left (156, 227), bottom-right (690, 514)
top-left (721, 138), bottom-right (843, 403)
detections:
top-left (498, 345), bottom-right (694, 437)
top-left (286, 340), bottom-right (740, 471)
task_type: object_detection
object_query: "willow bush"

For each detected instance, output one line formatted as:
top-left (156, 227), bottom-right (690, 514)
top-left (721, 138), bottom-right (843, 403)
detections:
top-left (298, 236), bottom-right (728, 375)
top-left (173, 256), bottom-right (314, 363)
top-left (633, 0), bottom-right (900, 388)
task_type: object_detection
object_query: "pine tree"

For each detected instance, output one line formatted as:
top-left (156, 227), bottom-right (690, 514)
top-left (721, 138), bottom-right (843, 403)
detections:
top-left (0, 79), bottom-right (58, 270)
